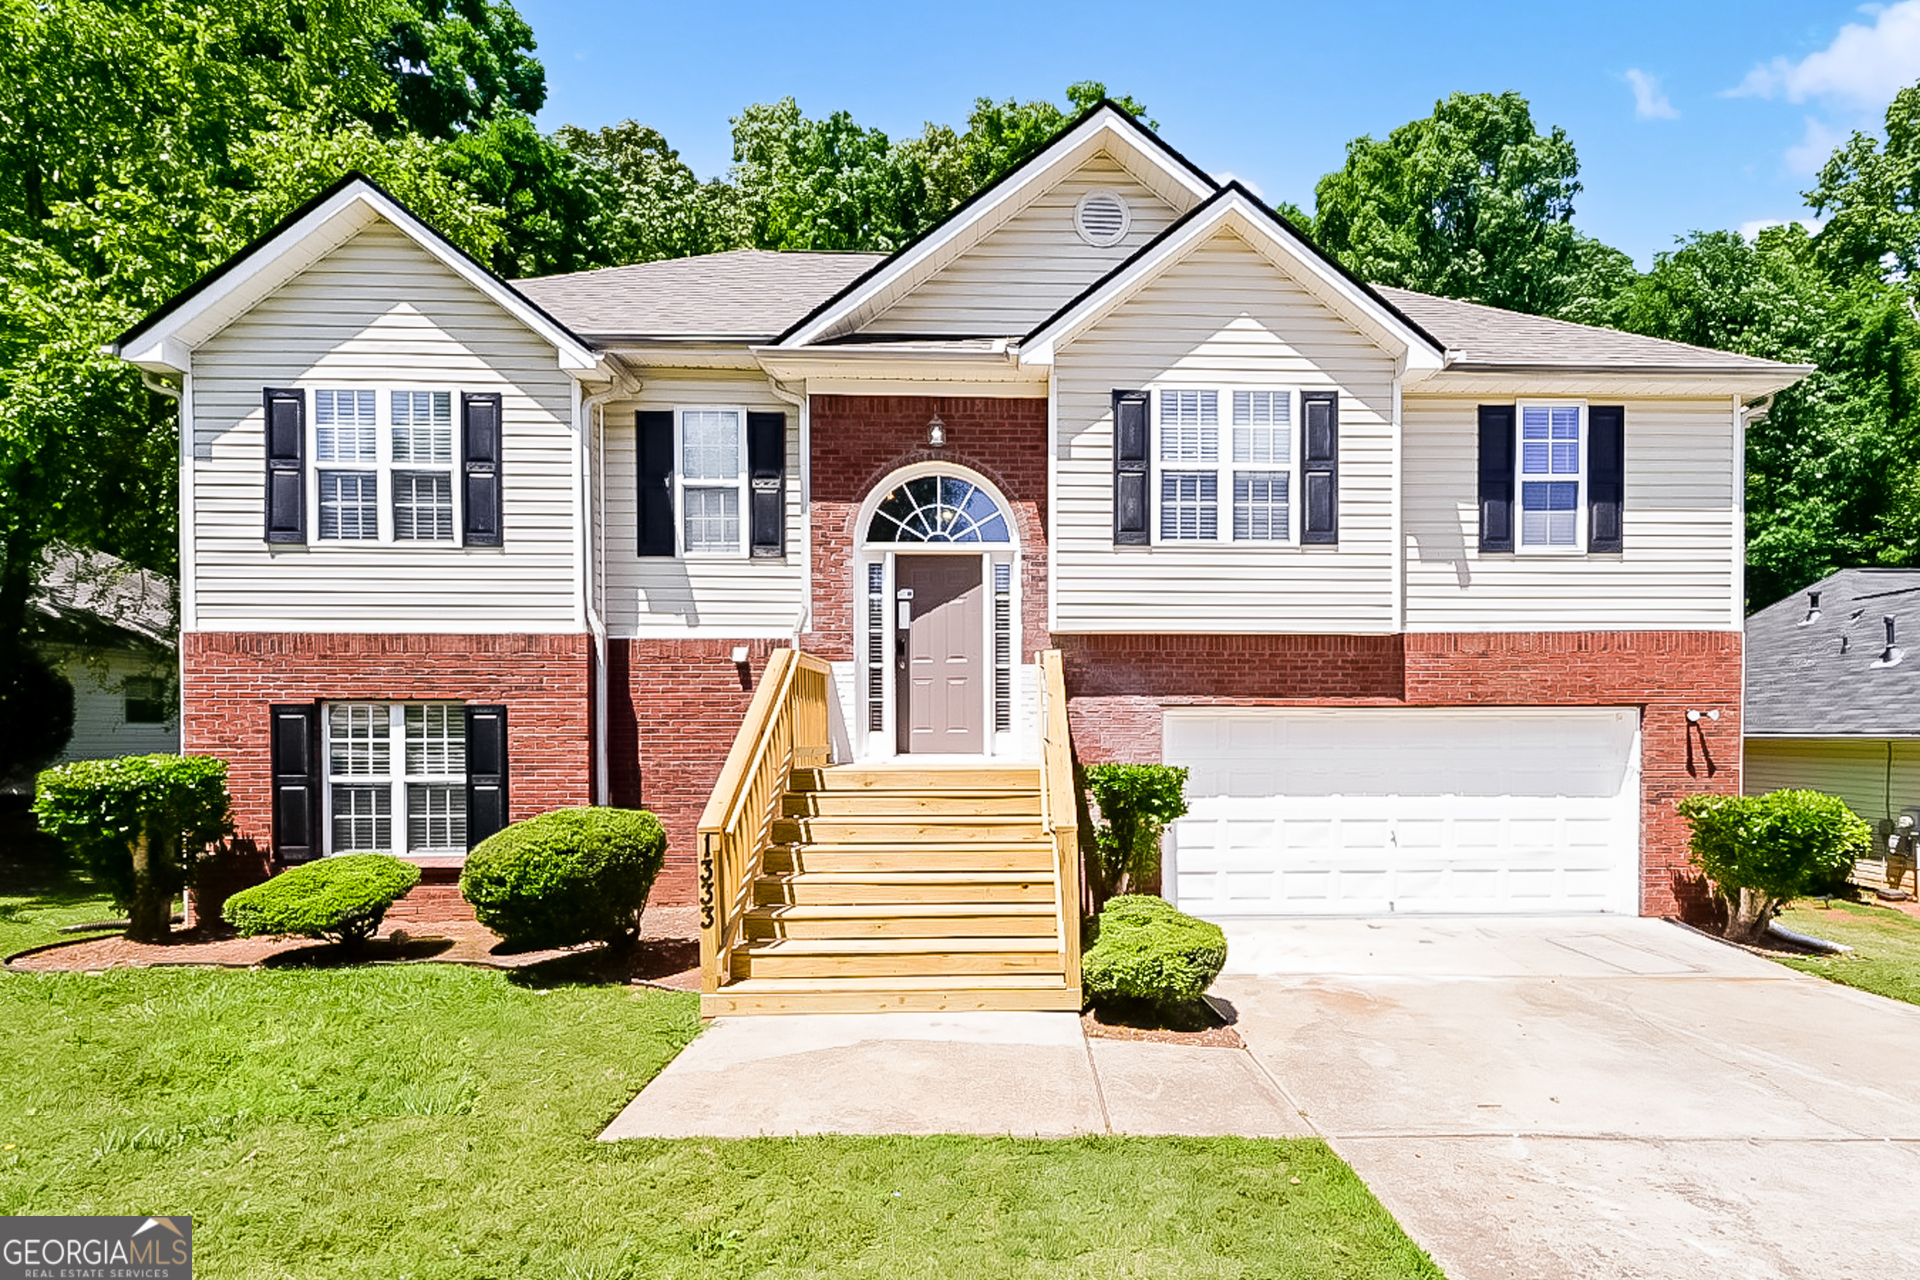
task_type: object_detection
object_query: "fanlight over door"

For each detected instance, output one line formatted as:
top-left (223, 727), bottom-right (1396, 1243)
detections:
top-left (866, 476), bottom-right (1013, 544)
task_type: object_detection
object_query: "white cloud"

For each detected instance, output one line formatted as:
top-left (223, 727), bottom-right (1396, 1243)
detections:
top-left (1784, 116), bottom-right (1852, 175)
top-left (1212, 171), bottom-right (1265, 199)
top-left (1738, 216), bottom-right (1828, 241)
top-left (1734, 0), bottom-right (1920, 108)
top-left (1625, 69), bottom-right (1679, 120)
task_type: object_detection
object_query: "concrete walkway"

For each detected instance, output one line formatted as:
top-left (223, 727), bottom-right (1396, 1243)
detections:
top-left (1216, 916), bottom-right (1920, 1280)
top-left (600, 1010), bottom-right (1306, 1139)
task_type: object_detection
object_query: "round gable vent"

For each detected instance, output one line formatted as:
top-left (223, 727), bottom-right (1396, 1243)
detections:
top-left (1074, 189), bottom-right (1131, 247)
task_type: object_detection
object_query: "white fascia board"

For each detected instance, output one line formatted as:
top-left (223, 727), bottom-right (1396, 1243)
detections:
top-left (753, 343), bottom-right (1045, 390)
top-left (114, 181), bottom-right (600, 375)
top-left (1019, 194), bottom-right (1446, 370)
top-left (777, 107), bottom-right (1215, 349)
top-left (1414, 367), bottom-right (1814, 399)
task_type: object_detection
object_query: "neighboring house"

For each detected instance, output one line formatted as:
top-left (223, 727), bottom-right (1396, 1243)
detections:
top-left (109, 102), bottom-right (1808, 932)
top-left (1745, 567), bottom-right (1920, 896)
top-left (32, 546), bottom-right (179, 770)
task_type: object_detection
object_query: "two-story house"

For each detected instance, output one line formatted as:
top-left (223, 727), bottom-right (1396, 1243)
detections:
top-left (114, 104), bottom-right (1806, 1008)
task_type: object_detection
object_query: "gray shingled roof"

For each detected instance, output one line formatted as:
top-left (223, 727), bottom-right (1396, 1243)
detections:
top-left (515, 250), bottom-right (885, 339)
top-left (1375, 287), bottom-right (1802, 374)
top-left (1746, 568), bottom-right (1920, 736)
top-left (511, 249), bottom-right (1806, 375)
top-left (32, 545), bottom-right (175, 647)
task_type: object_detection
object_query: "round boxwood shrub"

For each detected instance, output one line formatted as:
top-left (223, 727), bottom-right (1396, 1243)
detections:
top-left (459, 807), bottom-right (665, 950)
top-left (223, 854), bottom-right (420, 948)
top-left (1082, 894), bottom-right (1228, 1010)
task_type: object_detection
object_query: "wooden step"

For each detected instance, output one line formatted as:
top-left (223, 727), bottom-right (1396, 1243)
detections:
top-left (754, 872), bottom-right (1055, 906)
top-left (764, 844), bottom-right (1054, 874)
top-left (772, 818), bottom-right (1046, 845)
top-left (790, 766), bottom-right (1041, 792)
top-left (702, 974), bottom-right (1082, 1016)
top-left (743, 902), bottom-right (1059, 939)
top-left (782, 791), bottom-right (1040, 818)
top-left (735, 936), bottom-right (1066, 980)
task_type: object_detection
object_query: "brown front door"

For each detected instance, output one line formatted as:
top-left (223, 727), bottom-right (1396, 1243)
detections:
top-left (895, 555), bottom-right (985, 754)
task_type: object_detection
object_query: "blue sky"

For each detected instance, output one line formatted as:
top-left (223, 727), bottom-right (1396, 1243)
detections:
top-left (517, 1), bottom-right (1920, 267)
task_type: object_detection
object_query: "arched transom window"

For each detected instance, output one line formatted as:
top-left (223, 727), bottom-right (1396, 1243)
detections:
top-left (865, 475), bottom-right (1012, 544)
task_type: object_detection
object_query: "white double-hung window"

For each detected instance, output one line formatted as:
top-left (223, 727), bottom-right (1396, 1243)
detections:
top-left (677, 407), bottom-right (747, 556)
top-left (1154, 388), bottom-right (1297, 543)
top-left (312, 388), bottom-right (458, 544)
top-left (1518, 403), bottom-right (1585, 551)
top-left (324, 702), bottom-right (467, 856)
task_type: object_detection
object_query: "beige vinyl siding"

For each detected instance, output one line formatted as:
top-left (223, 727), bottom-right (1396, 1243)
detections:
top-left (1745, 737), bottom-right (1920, 892)
top-left (599, 373), bottom-right (804, 637)
top-left (1403, 396), bottom-right (1738, 631)
top-left (190, 221), bottom-right (580, 632)
top-left (863, 154), bottom-right (1179, 337)
top-left (1052, 227), bottom-right (1398, 633)
top-left (50, 647), bottom-right (180, 763)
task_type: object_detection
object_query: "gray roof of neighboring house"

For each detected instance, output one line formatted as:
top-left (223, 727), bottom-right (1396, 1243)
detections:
top-left (1374, 287), bottom-right (1802, 374)
top-left (513, 248), bottom-right (1804, 374)
top-left (515, 250), bottom-right (886, 340)
top-left (1746, 568), bottom-right (1920, 736)
top-left (32, 545), bottom-right (175, 648)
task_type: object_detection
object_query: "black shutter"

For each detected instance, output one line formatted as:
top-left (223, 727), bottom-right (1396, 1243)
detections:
top-left (263, 388), bottom-right (306, 544)
top-left (1477, 404), bottom-right (1516, 554)
top-left (1301, 391), bottom-right (1338, 545)
top-left (747, 411), bottom-right (787, 558)
top-left (1588, 405), bottom-right (1625, 553)
top-left (636, 410), bottom-right (676, 557)
top-left (269, 703), bottom-right (319, 864)
top-left (462, 392), bottom-right (503, 547)
top-left (1113, 390), bottom-right (1150, 545)
top-left (465, 704), bottom-right (509, 849)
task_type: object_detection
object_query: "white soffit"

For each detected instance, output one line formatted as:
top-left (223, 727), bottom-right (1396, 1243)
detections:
top-left (1018, 191), bottom-right (1447, 372)
top-left (114, 180), bottom-right (600, 375)
top-left (777, 106), bottom-right (1215, 348)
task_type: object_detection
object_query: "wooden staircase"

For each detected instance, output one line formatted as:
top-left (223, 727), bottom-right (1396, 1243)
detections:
top-left (697, 649), bottom-right (1083, 1018)
top-left (705, 765), bottom-right (1078, 1015)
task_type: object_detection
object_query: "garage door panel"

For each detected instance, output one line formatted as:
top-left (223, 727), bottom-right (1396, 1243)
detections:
top-left (1165, 709), bottom-right (1640, 917)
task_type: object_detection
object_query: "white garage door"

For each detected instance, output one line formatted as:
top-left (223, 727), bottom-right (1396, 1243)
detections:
top-left (1164, 709), bottom-right (1640, 916)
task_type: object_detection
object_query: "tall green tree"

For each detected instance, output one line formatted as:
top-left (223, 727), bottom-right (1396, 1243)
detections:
top-left (1311, 91), bottom-right (1633, 318)
top-left (555, 121), bottom-right (748, 264)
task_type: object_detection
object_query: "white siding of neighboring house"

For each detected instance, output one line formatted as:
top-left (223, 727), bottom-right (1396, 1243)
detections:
top-left (1745, 736), bottom-right (1920, 892)
top-left (862, 154), bottom-right (1182, 337)
top-left (1402, 396), bottom-right (1740, 631)
top-left (51, 648), bottom-right (180, 763)
top-left (1051, 227), bottom-right (1400, 633)
top-left (598, 373), bottom-right (806, 638)
top-left (189, 221), bottom-right (582, 633)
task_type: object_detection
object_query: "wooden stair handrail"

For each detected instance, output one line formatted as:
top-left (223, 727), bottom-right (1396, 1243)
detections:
top-left (1036, 649), bottom-right (1082, 995)
top-left (697, 647), bottom-right (834, 996)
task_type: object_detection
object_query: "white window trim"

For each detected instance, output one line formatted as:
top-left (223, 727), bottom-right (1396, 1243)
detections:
top-left (674, 404), bottom-right (751, 560)
top-left (1514, 399), bottom-right (1589, 556)
top-left (321, 702), bottom-right (468, 859)
top-left (308, 386), bottom-right (463, 548)
top-left (1148, 387), bottom-right (1302, 548)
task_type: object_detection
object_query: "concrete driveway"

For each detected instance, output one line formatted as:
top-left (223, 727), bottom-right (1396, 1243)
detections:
top-left (1217, 916), bottom-right (1920, 1280)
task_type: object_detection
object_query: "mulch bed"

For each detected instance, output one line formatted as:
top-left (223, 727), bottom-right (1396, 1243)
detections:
top-left (7, 905), bottom-right (702, 990)
top-left (1080, 995), bottom-right (1245, 1048)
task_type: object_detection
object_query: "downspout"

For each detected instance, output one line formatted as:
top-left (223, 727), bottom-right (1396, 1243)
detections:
top-left (767, 377), bottom-right (809, 648)
top-left (581, 359), bottom-right (641, 805)
top-left (142, 372), bottom-right (186, 732)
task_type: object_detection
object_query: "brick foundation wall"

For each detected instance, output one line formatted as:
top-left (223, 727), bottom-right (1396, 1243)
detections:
top-left (608, 637), bottom-right (785, 904)
top-left (807, 395), bottom-right (1049, 662)
top-left (1059, 630), bottom-right (1742, 917)
top-left (181, 632), bottom-right (594, 876)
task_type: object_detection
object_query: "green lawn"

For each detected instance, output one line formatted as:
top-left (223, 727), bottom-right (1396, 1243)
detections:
top-left (1, 880), bottom-right (1440, 1279)
top-left (1774, 898), bottom-right (1920, 1007)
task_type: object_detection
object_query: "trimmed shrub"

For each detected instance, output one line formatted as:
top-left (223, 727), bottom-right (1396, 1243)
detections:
top-left (223, 854), bottom-right (420, 948)
top-left (459, 807), bottom-right (665, 949)
top-left (33, 754), bottom-right (232, 941)
top-left (1083, 764), bottom-right (1189, 910)
top-left (1082, 894), bottom-right (1227, 1009)
top-left (1676, 789), bottom-right (1871, 943)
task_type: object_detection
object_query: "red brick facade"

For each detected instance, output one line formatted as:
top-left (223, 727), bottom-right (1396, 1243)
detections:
top-left (1059, 630), bottom-right (1743, 916)
top-left (806, 395), bottom-right (1049, 663)
top-left (181, 632), bottom-right (594, 884)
